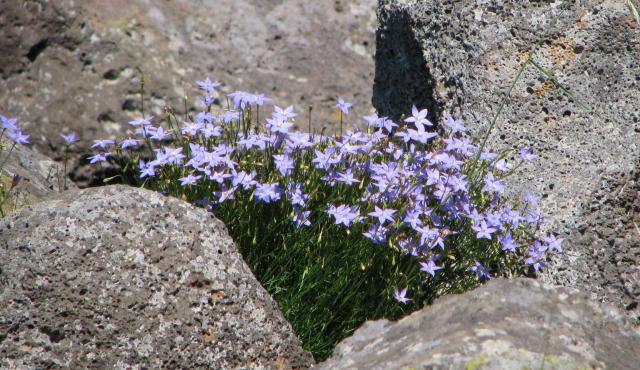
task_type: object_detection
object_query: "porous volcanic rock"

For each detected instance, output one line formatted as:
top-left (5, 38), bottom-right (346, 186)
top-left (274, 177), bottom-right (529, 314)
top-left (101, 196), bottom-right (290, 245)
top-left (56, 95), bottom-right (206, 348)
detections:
top-left (317, 278), bottom-right (640, 369)
top-left (0, 0), bottom-right (377, 185)
top-left (565, 158), bottom-right (640, 323)
top-left (0, 141), bottom-right (76, 215)
top-left (374, 0), bottom-right (640, 320)
top-left (0, 185), bottom-right (314, 369)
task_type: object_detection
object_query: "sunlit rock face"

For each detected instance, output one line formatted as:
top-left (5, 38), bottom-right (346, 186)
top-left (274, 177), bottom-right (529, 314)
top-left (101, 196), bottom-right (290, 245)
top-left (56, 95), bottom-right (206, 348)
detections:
top-left (318, 278), bottom-right (640, 369)
top-left (0, 185), bottom-right (314, 369)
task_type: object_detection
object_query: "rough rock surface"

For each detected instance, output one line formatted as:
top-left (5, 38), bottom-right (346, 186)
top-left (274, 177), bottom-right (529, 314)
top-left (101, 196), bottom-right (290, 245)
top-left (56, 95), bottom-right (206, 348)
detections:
top-left (0, 185), bottom-right (314, 369)
top-left (565, 159), bottom-right (640, 322)
top-left (374, 0), bottom-right (640, 320)
top-left (0, 0), bottom-right (377, 184)
top-left (317, 278), bottom-right (640, 369)
top-left (1, 141), bottom-right (76, 215)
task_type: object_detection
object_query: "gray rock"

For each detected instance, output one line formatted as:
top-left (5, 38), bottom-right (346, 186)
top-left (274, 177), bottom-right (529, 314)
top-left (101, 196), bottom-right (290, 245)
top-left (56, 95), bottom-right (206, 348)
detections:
top-left (0, 185), bottom-right (314, 369)
top-left (317, 278), bottom-right (640, 369)
top-left (0, 0), bottom-right (377, 185)
top-left (0, 141), bottom-right (76, 215)
top-left (562, 159), bottom-right (640, 323)
top-left (374, 0), bottom-right (640, 320)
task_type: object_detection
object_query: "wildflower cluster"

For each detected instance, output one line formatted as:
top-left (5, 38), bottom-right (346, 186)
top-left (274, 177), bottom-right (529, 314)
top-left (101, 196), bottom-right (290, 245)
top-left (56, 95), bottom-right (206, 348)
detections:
top-left (88, 78), bottom-right (561, 359)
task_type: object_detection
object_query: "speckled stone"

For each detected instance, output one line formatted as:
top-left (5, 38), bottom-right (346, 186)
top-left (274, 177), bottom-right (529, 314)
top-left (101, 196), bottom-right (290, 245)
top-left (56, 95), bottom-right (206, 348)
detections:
top-left (0, 141), bottom-right (76, 215)
top-left (316, 278), bottom-right (640, 369)
top-left (0, 185), bottom-right (313, 369)
top-left (374, 0), bottom-right (640, 323)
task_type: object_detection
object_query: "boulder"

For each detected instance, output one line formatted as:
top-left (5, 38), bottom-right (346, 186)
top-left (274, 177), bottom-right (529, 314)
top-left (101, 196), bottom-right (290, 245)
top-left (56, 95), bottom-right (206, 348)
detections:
top-left (0, 185), bottom-right (314, 369)
top-left (317, 278), bottom-right (640, 369)
top-left (0, 141), bottom-right (76, 215)
top-left (0, 0), bottom-right (377, 185)
top-left (374, 0), bottom-right (640, 320)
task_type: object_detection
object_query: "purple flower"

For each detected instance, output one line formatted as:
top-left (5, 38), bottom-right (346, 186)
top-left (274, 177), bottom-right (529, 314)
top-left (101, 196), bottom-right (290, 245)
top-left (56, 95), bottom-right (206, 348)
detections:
top-left (363, 113), bottom-right (381, 128)
top-left (368, 206), bottom-right (396, 224)
top-left (522, 191), bottom-right (539, 206)
top-left (221, 111), bottom-right (241, 124)
top-left (196, 111), bottom-right (216, 124)
top-left (363, 224), bottom-right (389, 244)
top-left (485, 212), bottom-right (502, 229)
top-left (287, 184), bottom-right (309, 207)
top-left (139, 160), bottom-right (156, 178)
top-left (8, 130), bottom-right (30, 145)
top-left (179, 173), bottom-right (202, 186)
top-left (543, 235), bottom-right (564, 253)
top-left (525, 207), bottom-right (544, 224)
top-left (182, 121), bottom-right (203, 136)
top-left (483, 173), bottom-right (506, 194)
top-left (228, 91), bottom-right (254, 109)
top-left (253, 182), bottom-right (282, 203)
top-left (380, 117), bottom-right (398, 132)
top-left (209, 170), bottom-right (232, 184)
top-left (266, 117), bottom-right (294, 134)
top-left (203, 124), bottom-right (223, 139)
top-left (273, 154), bottom-right (295, 176)
top-left (520, 147), bottom-right (538, 162)
top-left (492, 159), bottom-right (510, 172)
top-left (197, 77), bottom-right (221, 93)
top-left (253, 93), bottom-right (271, 106)
top-left (403, 208), bottom-right (423, 229)
top-left (469, 261), bottom-right (491, 280)
top-left (232, 170), bottom-right (258, 190)
top-left (467, 208), bottom-right (484, 224)
top-left (238, 133), bottom-right (268, 150)
top-left (88, 152), bottom-right (111, 164)
top-left (444, 116), bottom-right (467, 133)
top-left (200, 93), bottom-right (215, 106)
top-left (214, 186), bottom-right (237, 203)
top-left (273, 105), bottom-right (297, 120)
top-left (91, 139), bottom-right (115, 149)
top-left (448, 175), bottom-right (468, 193)
top-left (1, 115), bottom-right (18, 131)
top-left (336, 169), bottom-right (359, 185)
top-left (60, 132), bottom-right (77, 144)
top-left (326, 204), bottom-right (360, 227)
top-left (415, 225), bottom-right (439, 247)
top-left (500, 232), bottom-right (518, 252)
top-left (480, 148), bottom-right (498, 161)
top-left (407, 123), bottom-right (437, 144)
top-left (129, 116), bottom-right (154, 127)
top-left (393, 288), bottom-right (411, 304)
top-left (157, 146), bottom-right (186, 165)
top-left (150, 127), bottom-right (172, 141)
top-left (404, 105), bottom-right (432, 127)
top-left (472, 220), bottom-right (496, 240)
top-left (500, 207), bottom-right (521, 228)
top-left (525, 241), bottom-right (547, 271)
top-left (292, 208), bottom-right (311, 228)
top-left (335, 97), bottom-right (353, 115)
top-left (419, 259), bottom-right (443, 277)
top-left (119, 138), bottom-right (140, 149)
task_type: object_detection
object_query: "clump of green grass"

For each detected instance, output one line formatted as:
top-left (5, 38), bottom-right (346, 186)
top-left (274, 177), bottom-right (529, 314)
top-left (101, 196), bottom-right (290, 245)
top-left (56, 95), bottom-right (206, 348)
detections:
top-left (83, 81), bottom-right (560, 360)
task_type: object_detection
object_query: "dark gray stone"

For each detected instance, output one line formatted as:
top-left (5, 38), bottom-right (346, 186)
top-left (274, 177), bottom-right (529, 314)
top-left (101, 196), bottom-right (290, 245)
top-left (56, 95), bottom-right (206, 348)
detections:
top-left (317, 278), bottom-right (640, 369)
top-left (374, 0), bottom-right (640, 321)
top-left (0, 0), bottom-right (377, 185)
top-left (0, 185), bottom-right (313, 369)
